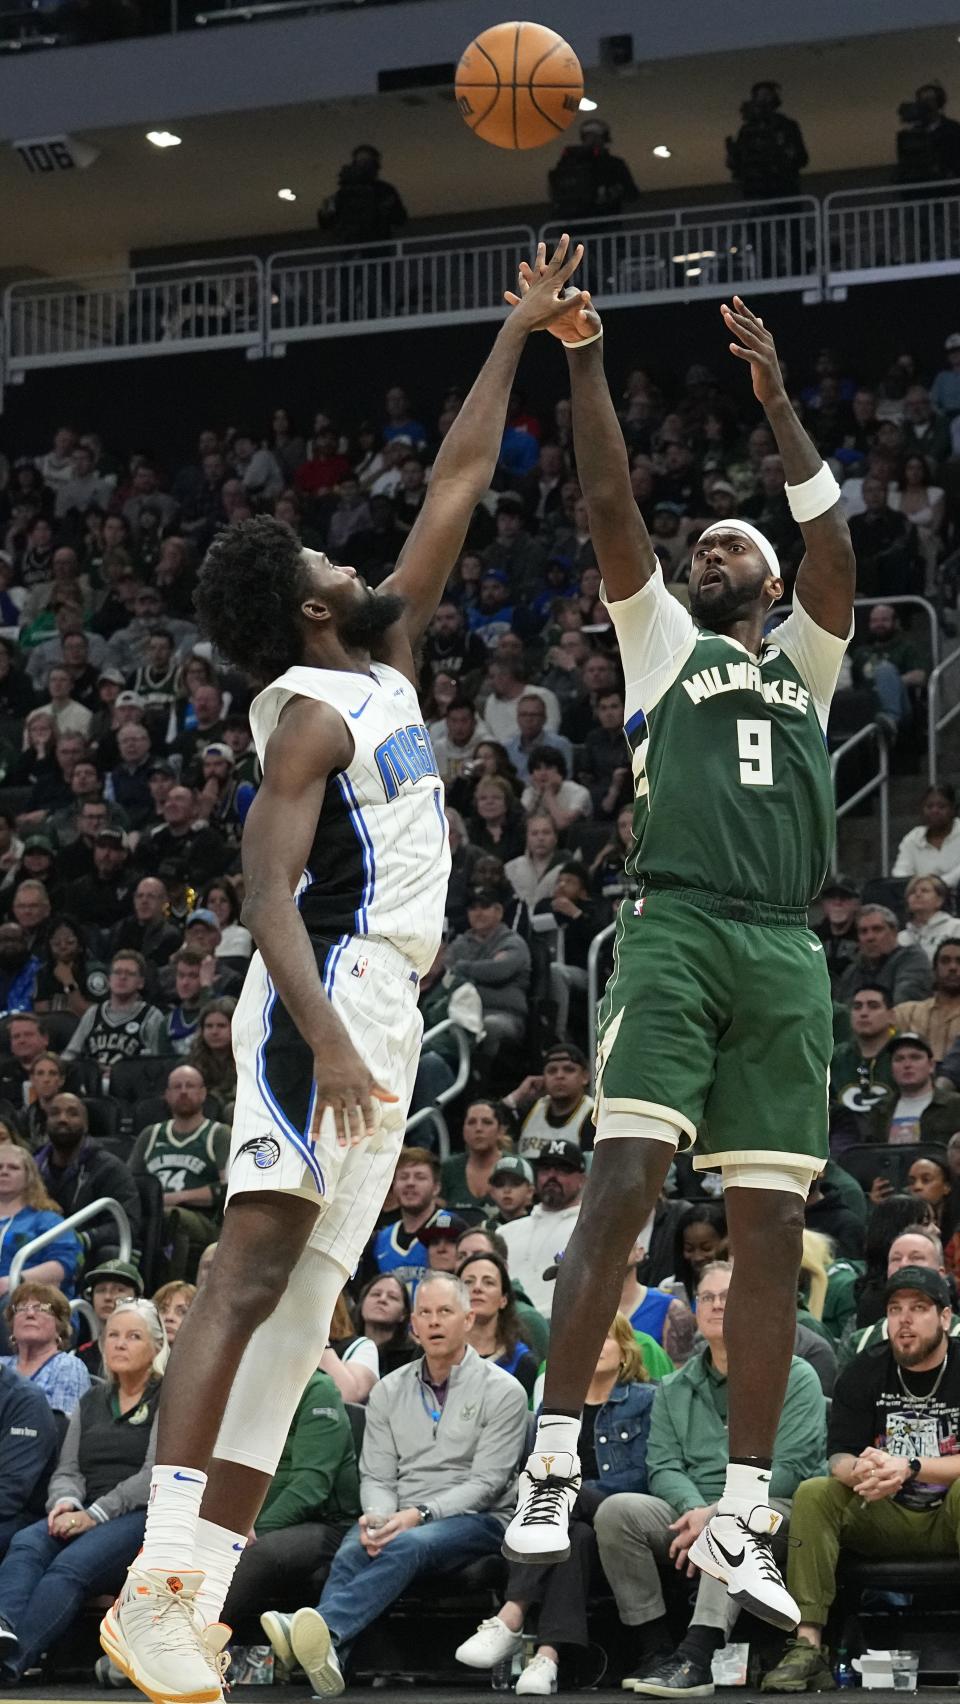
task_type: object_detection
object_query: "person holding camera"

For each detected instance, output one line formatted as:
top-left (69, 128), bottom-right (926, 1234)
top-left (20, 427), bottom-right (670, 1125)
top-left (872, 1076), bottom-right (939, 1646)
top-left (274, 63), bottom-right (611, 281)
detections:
top-left (725, 81), bottom-right (808, 200)
top-left (548, 119), bottom-right (639, 223)
top-left (896, 83), bottom-right (960, 184)
top-left (318, 145), bottom-right (407, 245)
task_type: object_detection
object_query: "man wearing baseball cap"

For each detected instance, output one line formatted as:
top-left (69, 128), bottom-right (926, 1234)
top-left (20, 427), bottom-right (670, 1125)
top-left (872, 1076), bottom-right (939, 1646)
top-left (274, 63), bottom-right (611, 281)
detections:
top-left (498, 1141), bottom-right (586, 1317)
top-left (505, 1045), bottom-right (594, 1161)
top-left (487, 1157), bottom-right (535, 1226)
top-left (421, 1210), bottom-right (469, 1273)
top-left (764, 1265), bottom-right (960, 1692)
top-left (866, 1031), bottom-right (960, 1148)
top-left (812, 876), bottom-right (860, 994)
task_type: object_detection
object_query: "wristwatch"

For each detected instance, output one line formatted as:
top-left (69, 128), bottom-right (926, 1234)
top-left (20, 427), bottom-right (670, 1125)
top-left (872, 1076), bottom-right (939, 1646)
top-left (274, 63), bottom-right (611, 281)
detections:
top-left (905, 1458), bottom-right (922, 1482)
top-left (415, 1504), bottom-right (433, 1524)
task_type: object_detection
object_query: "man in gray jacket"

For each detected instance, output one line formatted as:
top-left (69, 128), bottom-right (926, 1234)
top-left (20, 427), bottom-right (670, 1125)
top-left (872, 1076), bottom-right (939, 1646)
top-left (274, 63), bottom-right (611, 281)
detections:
top-left (837, 905), bottom-right (933, 1005)
top-left (444, 889), bottom-right (531, 1048)
top-left (260, 1271), bottom-right (529, 1695)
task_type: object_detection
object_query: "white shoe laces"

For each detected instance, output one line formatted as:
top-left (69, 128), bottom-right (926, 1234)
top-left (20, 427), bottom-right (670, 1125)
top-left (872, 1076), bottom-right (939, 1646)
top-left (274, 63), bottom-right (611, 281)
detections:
top-left (141, 1590), bottom-right (211, 1659)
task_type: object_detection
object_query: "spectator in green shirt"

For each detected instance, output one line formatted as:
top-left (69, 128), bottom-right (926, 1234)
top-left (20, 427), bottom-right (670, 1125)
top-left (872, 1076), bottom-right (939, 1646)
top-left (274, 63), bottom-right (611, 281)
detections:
top-left (440, 1099), bottom-right (512, 1223)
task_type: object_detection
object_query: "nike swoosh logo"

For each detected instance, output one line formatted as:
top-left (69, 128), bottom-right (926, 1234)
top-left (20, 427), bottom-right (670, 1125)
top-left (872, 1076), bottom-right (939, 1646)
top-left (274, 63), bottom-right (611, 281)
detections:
top-left (808, 941), bottom-right (824, 952)
top-left (349, 693), bottom-right (372, 719)
top-left (172, 1471), bottom-right (205, 1483)
top-left (711, 1536), bottom-right (745, 1568)
top-left (232, 1543), bottom-right (245, 1552)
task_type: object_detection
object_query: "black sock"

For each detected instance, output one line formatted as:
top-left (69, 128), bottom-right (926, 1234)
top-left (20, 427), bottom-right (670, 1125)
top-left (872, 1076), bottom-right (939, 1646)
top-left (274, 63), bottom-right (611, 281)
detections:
top-left (634, 1616), bottom-right (671, 1661)
top-left (540, 1406), bottom-right (581, 1421)
top-left (677, 1626), bottom-right (724, 1665)
top-left (729, 1454), bottom-right (773, 1470)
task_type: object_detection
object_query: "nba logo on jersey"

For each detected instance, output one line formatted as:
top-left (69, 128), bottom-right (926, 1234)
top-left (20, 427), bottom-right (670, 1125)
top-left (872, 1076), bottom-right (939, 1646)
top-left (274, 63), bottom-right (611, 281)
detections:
top-left (351, 956), bottom-right (369, 979)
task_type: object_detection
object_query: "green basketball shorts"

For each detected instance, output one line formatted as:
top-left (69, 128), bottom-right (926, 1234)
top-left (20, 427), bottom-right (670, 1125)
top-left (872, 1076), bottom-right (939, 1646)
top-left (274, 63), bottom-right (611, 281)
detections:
top-left (594, 886), bottom-right (831, 1173)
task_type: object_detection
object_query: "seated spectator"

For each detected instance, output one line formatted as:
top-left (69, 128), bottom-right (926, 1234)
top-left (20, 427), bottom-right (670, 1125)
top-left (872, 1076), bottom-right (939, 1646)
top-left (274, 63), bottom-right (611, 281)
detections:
top-left (805, 1172), bottom-right (865, 1260)
top-left (38, 666), bottom-right (92, 741)
top-left (0, 1142), bottom-right (81, 1300)
top-left (51, 799), bottom-right (109, 885)
top-left (130, 1065), bottom-right (230, 1282)
top-left (366, 1148), bottom-right (440, 1292)
top-left (108, 584), bottom-right (195, 676)
top-left (422, 1209), bottom-right (470, 1275)
top-left (225, 1366), bottom-right (358, 1635)
top-left (34, 916), bottom-right (108, 1019)
top-left (467, 776), bottom-right (526, 862)
top-left (421, 600), bottom-right (489, 687)
top-left (34, 1093), bottom-right (140, 1262)
top-left (867, 1032), bottom-right (960, 1145)
top-left (259, 1271), bottom-right (529, 1696)
top-left (579, 687), bottom-right (631, 821)
top-left (521, 746), bottom-right (592, 833)
top-left (893, 783), bottom-right (960, 887)
top-left (535, 863), bottom-right (606, 1045)
top-left (507, 1044), bottom-right (595, 1159)
top-left (482, 660), bottom-right (560, 745)
top-left (890, 452), bottom-right (945, 587)
top-left (0, 922), bottom-right (41, 1013)
top-left (431, 700), bottom-right (491, 787)
top-left (898, 876), bottom-right (960, 964)
top-left (619, 1237), bottom-right (696, 1365)
top-left (355, 1275), bottom-right (415, 1377)
top-left (850, 602), bottom-right (927, 731)
top-left (0, 1014), bottom-right (51, 1109)
top-left (763, 1266), bottom-right (960, 1693)
top-left (812, 875), bottom-right (861, 995)
top-left (460, 1313), bottom-right (656, 1694)
top-left (0, 1299), bottom-right (165, 1682)
top-left (445, 888), bottom-right (531, 1050)
top-left (441, 1099), bottom-right (513, 1220)
top-left (61, 828), bottom-right (136, 935)
top-left (848, 476), bottom-right (921, 598)
top-left (190, 744), bottom-right (242, 847)
top-left (320, 1294), bottom-right (381, 1406)
top-left (895, 938), bottom-right (960, 1068)
top-left (1, 1283), bottom-right (90, 1416)
top-left (152, 1281), bottom-right (196, 1346)
top-left (0, 1360), bottom-right (57, 1563)
top-left (848, 1192), bottom-right (935, 1332)
top-left (905, 1152), bottom-right (956, 1263)
top-left (837, 904), bottom-right (933, 1004)
top-left (75, 1258), bottom-right (144, 1378)
top-left (104, 724), bottom-right (154, 829)
top-left (186, 999), bottom-right (237, 1115)
top-left (838, 1225), bottom-right (954, 1366)
top-left (504, 813), bottom-right (565, 911)
top-left (111, 877), bottom-right (183, 970)
top-left (171, 909), bottom-right (242, 998)
top-left (500, 1140), bottom-right (586, 1317)
top-left (160, 948), bottom-right (213, 1056)
top-left (458, 1250), bottom-right (538, 1396)
top-left (594, 1262), bottom-right (826, 1697)
top-left (134, 785), bottom-right (229, 889)
top-left (200, 878), bottom-right (252, 963)
top-left (504, 695), bottom-right (573, 785)
top-left (661, 1204), bottom-right (728, 1309)
top-left (487, 1155), bottom-right (536, 1227)
top-left (61, 951), bottom-right (166, 1075)
top-left (24, 1053), bottom-right (66, 1149)
top-left (830, 984), bottom-right (897, 1134)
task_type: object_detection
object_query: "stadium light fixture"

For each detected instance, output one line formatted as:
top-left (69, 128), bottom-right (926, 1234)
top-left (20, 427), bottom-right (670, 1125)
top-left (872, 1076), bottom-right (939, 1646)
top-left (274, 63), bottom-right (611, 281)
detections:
top-left (146, 131), bottom-right (182, 148)
top-left (578, 97), bottom-right (598, 111)
top-left (277, 188), bottom-right (297, 201)
top-left (652, 144), bottom-right (672, 159)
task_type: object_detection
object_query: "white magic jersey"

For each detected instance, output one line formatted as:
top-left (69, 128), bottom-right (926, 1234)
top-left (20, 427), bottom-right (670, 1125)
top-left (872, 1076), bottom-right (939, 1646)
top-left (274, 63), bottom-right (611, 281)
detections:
top-left (249, 660), bottom-right (451, 975)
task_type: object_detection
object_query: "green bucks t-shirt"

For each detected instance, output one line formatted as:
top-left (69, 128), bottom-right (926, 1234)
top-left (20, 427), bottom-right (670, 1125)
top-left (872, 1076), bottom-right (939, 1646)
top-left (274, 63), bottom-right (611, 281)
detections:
top-left (606, 569), bottom-right (849, 911)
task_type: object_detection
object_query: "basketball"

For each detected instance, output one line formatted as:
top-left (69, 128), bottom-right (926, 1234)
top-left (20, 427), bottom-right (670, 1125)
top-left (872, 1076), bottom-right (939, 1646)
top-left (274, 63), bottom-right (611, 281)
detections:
top-left (455, 21), bottom-right (584, 151)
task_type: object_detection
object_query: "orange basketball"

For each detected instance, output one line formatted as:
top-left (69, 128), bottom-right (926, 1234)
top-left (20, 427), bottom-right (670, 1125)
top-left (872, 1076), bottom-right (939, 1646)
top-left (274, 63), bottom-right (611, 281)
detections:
top-left (455, 21), bottom-right (583, 151)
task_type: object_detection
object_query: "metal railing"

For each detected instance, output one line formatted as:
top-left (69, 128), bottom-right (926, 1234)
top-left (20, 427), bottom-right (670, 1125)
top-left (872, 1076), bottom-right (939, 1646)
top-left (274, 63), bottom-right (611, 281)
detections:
top-left (4, 256), bottom-right (264, 374)
top-left (540, 196), bottom-right (822, 306)
top-left (9, 1196), bottom-right (132, 1291)
top-left (831, 722), bottom-right (890, 876)
top-left (267, 227), bottom-right (535, 341)
top-left (927, 641), bottom-right (960, 785)
top-left (404, 1018), bottom-right (474, 1160)
top-left (825, 178), bottom-right (960, 289)
top-left (586, 920), bottom-right (616, 1091)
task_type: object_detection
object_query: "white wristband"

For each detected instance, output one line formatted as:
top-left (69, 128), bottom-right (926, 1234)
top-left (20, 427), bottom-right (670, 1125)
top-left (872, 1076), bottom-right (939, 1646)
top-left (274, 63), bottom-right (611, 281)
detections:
top-left (562, 328), bottom-right (604, 350)
top-left (785, 462), bottom-right (841, 523)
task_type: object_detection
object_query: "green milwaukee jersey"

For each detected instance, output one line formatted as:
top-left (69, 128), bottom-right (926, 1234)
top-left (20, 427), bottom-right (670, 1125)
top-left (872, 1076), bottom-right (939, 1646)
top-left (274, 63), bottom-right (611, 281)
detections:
top-left (607, 568), bottom-right (850, 911)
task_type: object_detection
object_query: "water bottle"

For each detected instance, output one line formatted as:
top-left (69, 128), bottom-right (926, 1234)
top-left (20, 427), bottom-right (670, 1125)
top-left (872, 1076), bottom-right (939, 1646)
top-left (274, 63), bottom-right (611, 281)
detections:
top-left (834, 1646), bottom-right (858, 1689)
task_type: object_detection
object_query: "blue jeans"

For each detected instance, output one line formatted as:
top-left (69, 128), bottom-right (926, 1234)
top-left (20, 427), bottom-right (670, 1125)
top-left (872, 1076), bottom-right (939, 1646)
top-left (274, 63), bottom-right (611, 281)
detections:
top-left (871, 660), bottom-right (912, 727)
top-left (318, 1514), bottom-right (504, 1656)
top-left (0, 1510), bottom-right (146, 1676)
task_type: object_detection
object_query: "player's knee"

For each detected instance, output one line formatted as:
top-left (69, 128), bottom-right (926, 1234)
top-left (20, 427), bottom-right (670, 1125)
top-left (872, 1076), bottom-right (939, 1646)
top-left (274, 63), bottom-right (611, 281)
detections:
top-left (209, 1248), bottom-right (291, 1331)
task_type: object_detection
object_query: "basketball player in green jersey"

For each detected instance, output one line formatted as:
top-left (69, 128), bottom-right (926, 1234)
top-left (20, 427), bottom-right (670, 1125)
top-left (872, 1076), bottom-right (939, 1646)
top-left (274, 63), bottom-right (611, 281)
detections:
top-left (503, 286), bottom-right (855, 1641)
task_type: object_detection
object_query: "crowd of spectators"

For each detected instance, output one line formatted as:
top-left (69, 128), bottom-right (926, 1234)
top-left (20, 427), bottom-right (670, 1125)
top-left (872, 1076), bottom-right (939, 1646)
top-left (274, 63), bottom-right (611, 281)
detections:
top-left (1, 320), bottom-right (960, 1688)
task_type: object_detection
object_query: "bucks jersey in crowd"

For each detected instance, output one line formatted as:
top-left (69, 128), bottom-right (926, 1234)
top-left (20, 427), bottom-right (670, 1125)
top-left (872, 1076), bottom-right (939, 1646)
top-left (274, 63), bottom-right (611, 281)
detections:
top-left (595, 564), bottom-right (851, 1178)
top-left (130, 1117), bottom-right (231, 1199)
top-left (62, 997), bottom-right (167, 1069)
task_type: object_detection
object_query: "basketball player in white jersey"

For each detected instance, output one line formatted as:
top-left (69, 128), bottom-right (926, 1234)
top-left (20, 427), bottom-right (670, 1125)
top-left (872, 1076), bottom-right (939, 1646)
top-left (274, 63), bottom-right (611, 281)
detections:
top-left (100, 237), bottom-right (588, 1704)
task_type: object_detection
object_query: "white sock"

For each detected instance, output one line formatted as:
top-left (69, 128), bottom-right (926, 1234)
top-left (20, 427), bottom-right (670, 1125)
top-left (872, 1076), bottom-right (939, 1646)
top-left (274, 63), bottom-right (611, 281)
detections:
top-left (138, 1465), bottom-right (208, 1573)
top-left (193, 1518), bottom-right (247, 1626)
top-left (534, 1413), bottom-right (581, 1459)
top-left (719, 1460), bottom-right (772, 1512)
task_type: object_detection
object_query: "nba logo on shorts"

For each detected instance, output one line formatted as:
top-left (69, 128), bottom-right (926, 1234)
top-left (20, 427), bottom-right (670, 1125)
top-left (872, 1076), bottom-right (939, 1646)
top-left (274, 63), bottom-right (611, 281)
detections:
top-left (634, 896), bottom-right (646, 918)
top-left (351, 956), bottom-right (369, 979)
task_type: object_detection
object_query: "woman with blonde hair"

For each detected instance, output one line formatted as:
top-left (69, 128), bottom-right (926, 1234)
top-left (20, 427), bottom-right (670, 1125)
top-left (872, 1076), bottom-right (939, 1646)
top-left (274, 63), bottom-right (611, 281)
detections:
top-left (152, 1281), bottom-right (196, 1346)
top-left (0, 1141), bottom-right (81, 1304)
top-left (457, 1313), bottom-right (653, 1694)
top-left (898, 874), bottom-right (960, 961)
top-left (0, 1299), bottom-right (165, 1681)
top-left (1, 1281), bottom-right (90, 1415)
top-left (467, 774), bottom-right (526, 860)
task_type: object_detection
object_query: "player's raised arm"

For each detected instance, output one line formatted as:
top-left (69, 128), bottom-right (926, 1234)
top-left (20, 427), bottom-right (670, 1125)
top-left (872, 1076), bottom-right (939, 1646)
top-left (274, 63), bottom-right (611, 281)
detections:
top-left (241, 698), bottom-right (396, 1146)
top-left (722, 296), bottom-right (855, 639)
top-left (378, 234), bottom-right (587, 647)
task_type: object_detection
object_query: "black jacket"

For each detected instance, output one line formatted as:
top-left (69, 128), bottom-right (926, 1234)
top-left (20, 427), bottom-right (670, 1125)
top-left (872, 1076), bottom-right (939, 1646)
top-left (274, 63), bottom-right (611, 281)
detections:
top-left (0, 1365), bottom-right (57, 1543)
top-left (34, 1137), bottom-right (141, 1261)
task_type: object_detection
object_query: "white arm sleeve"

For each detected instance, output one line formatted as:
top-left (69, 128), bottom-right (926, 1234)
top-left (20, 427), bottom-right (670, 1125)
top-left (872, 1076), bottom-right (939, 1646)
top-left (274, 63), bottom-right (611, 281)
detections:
top-left (600, 565), bottom-right (697, 714)
top-left (770, 592), bottom-right (853, 734)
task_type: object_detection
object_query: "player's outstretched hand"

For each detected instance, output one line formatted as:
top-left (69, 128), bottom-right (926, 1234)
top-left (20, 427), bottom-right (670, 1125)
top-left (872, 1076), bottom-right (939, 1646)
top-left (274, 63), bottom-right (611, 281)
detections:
top-left (311, 1046), bottom-right (398, 1148)
top-left (721, 295), bottom-right (786, 407)
top-left (504, 234), bottom-right (600, 344)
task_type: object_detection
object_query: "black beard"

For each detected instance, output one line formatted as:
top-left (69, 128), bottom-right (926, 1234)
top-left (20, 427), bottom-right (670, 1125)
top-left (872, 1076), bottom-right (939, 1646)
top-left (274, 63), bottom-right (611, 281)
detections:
top-left (896, 1324), bottom-right (945, 1368)
top-left (689, 565), bottom-right (767, 627)
top-left (338, 590), bottom-right (406, 650)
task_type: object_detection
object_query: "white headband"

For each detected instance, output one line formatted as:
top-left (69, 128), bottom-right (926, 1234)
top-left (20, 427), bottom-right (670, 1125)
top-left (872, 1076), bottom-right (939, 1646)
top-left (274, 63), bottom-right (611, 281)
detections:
top-left (697, 519), bottom-right (781, 579)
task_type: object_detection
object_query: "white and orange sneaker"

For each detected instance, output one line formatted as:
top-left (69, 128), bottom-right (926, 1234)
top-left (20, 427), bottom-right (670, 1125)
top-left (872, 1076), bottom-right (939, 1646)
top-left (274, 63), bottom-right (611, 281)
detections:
top-left (100, 1567), bottom-right (223, 1704)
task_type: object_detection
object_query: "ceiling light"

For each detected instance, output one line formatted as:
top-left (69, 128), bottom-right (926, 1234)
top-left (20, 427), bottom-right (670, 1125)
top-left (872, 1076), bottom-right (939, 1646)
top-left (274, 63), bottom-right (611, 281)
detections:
top-left (278, 188), bottom-right (297, 201)
top-left (672, 249), bottom-right (716, 264)
top-left (685, 266), bottom-right (702, 277)
top-left (652, 144), bottom-right (672, 159)
top-left (146, 130), bottom-right (181, 148)
top-left (578, 96), bottom-right (598, 111)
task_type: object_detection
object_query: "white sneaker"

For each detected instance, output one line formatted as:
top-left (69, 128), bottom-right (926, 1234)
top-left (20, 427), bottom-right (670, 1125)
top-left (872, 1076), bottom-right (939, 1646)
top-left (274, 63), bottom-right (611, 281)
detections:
top-left (501, 1451), bottom-right (581, 1563)
top-left (516, 1653), bottom-right (558, 1695)
top-left (289, 1607), bottom-right (345, 1697)
top-left (456, 1616), bottom-right (523, 1669)
top-left (100, 1568), bottom-right (223, 1704)
top-left (688, 1506), bottom-right (799, 1632)
top-left (259, 1610), bottom-right (294, 1674)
